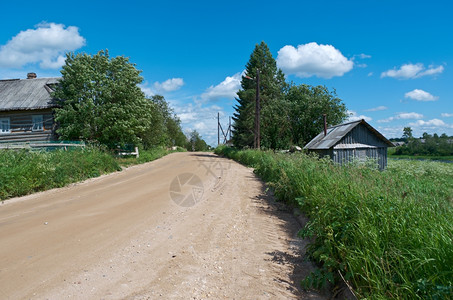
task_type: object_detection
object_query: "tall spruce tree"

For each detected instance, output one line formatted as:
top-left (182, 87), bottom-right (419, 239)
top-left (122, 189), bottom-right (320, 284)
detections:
top-left (232, 42), bottom-right (287, 148)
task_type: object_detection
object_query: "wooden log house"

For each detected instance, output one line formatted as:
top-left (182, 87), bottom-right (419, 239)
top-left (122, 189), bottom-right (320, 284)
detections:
top-left (0, 73), bottom-right (60, 143)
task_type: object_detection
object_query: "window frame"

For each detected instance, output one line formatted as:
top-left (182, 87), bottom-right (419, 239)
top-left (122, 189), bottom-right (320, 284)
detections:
top-left (0, 117), bottom-right (11, 134)
top-left (32, 115), bottom-right (44, 132)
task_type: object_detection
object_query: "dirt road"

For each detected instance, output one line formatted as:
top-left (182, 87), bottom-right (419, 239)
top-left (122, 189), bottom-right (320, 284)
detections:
top-left (0, 152), bottom-right (324, 299)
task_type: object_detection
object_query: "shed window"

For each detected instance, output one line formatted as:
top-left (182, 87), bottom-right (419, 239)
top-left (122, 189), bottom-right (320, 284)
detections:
top-left (356, 149), bottom-right (367, 158)
top-left (32, 115), bottom-right (43, 131)
top-left (0, 118), bottom-right (11, 134)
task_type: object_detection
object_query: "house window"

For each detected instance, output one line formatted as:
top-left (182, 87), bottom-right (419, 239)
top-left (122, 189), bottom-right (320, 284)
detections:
top-left (0, 118), bottom-right (11, 134)
top-left (32, 115), bottom-right (43, 131)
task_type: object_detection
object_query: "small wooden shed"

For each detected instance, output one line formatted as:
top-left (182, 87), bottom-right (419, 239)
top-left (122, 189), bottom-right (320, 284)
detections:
top-left (304, 119), bottom-right (394, 170)
top-left (0, 74), bottom-right (60, 143)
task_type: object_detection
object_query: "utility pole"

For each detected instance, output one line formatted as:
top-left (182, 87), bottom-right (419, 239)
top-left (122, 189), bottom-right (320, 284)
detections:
top-left (254, 68), bottom-right (260, 149)
top-left (229, 116), bottom-right (232, 143)
top-left (218, 113), bottom-right (232, 146)
top-left (217, 112), bottom-right (220, 146)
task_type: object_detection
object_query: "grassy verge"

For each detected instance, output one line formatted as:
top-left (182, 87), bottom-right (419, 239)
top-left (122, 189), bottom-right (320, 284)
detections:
top-left (0, 146), bottom-right (185, 201)
top-left (215, 146), bottom-right (453, 299)
top-left (389, 154), bottom-right (453, 162)
top-left (115, 146), bottom-right (186, 167)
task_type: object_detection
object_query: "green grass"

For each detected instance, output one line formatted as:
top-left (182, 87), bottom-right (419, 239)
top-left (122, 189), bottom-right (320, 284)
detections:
top-left (0, 146), bottom-right (185, 201)
top-left (389, 154), bottom-right (453, 162)
top-left (0, 147), bottom-right (121, 200)
top-left (115, 146), bottom-right (186, 167)
top-left (215, 146), bottom-right (453, 299)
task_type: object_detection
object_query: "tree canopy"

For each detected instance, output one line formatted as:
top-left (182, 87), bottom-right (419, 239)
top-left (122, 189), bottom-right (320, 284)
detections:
top-left (54, 50), bottom-right (186, 149)
top-left (54, 50), bottom-right (152, 147)
top-left (186, 130), bottom-right (209, 152)
top-left (232, 42), bottom-right (287, 149)
top-left (394, 127), bottom-right (453, 156)
top-left (232, 42), bottom-right (348, 149)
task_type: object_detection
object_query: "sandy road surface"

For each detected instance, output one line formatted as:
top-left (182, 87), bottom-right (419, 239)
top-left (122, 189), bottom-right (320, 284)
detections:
top-left (0, 152), bottom-right (325, 299)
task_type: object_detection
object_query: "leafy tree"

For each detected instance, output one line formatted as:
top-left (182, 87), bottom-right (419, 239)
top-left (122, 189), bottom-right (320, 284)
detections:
top-left (395, 130), bottom-right (453, 156)
top-left (186, 130), bottom-right (208, 151)
top-left (140, 97), bottom-right (168, 148)
top-left (232, 41), bottom-right (347, 149)
top-left (232, 41), bottom-right (287, 149)
top-left (147, 95), bottom-right (187, 148)
top-left (402, 127), bottom-right (413, 140)
top-left (54, 50), bottom-right (152, 148)
top-left (286, 84), bottom-right (347, 146)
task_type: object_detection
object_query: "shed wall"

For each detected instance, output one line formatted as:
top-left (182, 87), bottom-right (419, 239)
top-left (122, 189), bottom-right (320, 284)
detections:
top-left (338, 124), bottom-right (388, 148)
top-left (332, 147), bottom-right (387, 170)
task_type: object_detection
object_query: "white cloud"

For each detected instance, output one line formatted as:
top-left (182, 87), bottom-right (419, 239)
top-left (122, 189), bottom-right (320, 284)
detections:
top-left (409, 119), bottom-right (447, 127)
top-left (0, 22), bottom-right (85, 69)
top-left (380, 63), bottom-right (444, 79)
top-left (398, 112), bottom-right (424, 119)
top-left (367, 72), bottom-right (373, 77)
top-left (377, 126), bottom-right (405, 138)
top-left (348, 110), bottom-right (372, 122)
top-left (153, 78), bottom-right (184, 93)
top-left (200, 72), bottom-right (242, 102)
top-left (365, 106), bottom-right (388, 112)
top-left (441, 113), bottom-right (453, 117)
top-left (404, 89), bottom-right (438, 101)
top-left (140, 77), bottom-right (184, 97)
top-left (276, 42), bottom-right (354, 79)
top-left (377, 112), bottom-right (424, 123)
top-left (172, 102), bottom-right (227, 146)
top-left (139, 85), bottom-right (154, 97)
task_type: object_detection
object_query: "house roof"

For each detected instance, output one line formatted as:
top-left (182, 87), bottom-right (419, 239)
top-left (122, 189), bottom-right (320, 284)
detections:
top-left (0, 77), bottom-right (60, 112)
top-left (304, 119), bottom-right (394, 150)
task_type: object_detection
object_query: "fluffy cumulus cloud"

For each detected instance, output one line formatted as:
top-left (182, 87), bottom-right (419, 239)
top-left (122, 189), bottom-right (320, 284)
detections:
top-left (276, 42), bottom-right (354, 79)
top-left (377, 125), bottom-right (405, 138)
top-left (348, 110), bottom-right (372, 122)
top-left (200, 72), bottom-right (242, 102)
top-left (153, 78), bottom-right (184, 93)
top-left (0, 22), bottom-right (85, 69)
top-left (139, 85), bottom-right (154, 97)
top-left (365, 106), bottom-right (388, 112)
top-left (172, 102), bottom-right (225, 146)
top-left (140, 78), bottom-right (184, 97)
top-left (378, 112), bottom-right (424, 123)
top-left (404, 89), bottom-right (438, 101)
top-left (405, 89), bottom-right (438, 101)
top-left (441, 113), bottom-right (453, 117)
top-left (380, 63), bottom-right (444, 79)
top-left (409, 119), bottom-right (447, 127)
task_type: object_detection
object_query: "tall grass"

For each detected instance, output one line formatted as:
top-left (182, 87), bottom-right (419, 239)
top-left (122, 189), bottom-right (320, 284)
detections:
top-left (115, 146), bottom-right (186, 167)
top-left (0, 146), bottom-right (185, 201)
top-left (215, 146), bottom-right (453, 299)
top-left (0, 147), bottom-right (121, 200)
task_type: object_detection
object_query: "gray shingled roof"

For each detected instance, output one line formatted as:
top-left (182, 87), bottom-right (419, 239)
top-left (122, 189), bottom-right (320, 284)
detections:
top-left (304, 119), bottom-right (393, 150)
top-left (0, 77), bottom-right (60, 111)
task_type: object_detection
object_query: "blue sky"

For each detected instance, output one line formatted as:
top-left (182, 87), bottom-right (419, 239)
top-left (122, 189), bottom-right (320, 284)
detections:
top-left (1, 0), bottom-right (452, 145)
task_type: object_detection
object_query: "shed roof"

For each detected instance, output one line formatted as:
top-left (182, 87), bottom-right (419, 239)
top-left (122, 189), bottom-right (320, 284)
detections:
top-left (304, 119), bottom-right (394, 150)
top-left (0, 77), bottom-right (60, 112)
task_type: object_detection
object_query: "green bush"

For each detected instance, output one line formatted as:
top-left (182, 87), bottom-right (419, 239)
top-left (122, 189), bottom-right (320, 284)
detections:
top-left (0, 147), bottom-right (120, 200)
top-left (215, 146), bottom-right (453, 299)
top-left (0, 146), bottom-right (184, 201)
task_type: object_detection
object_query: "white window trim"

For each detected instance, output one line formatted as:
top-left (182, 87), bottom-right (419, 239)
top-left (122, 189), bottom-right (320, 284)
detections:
top-left (32, 115), bottom-right (44, 132)
top-left (0, 117), bottom-right (11, 134)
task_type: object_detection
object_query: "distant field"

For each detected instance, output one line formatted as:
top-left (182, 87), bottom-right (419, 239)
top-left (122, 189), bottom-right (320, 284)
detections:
top-left (215, 147), bottom-right (453, 299)
top-left (389, 154), bottom-right (453, 162)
